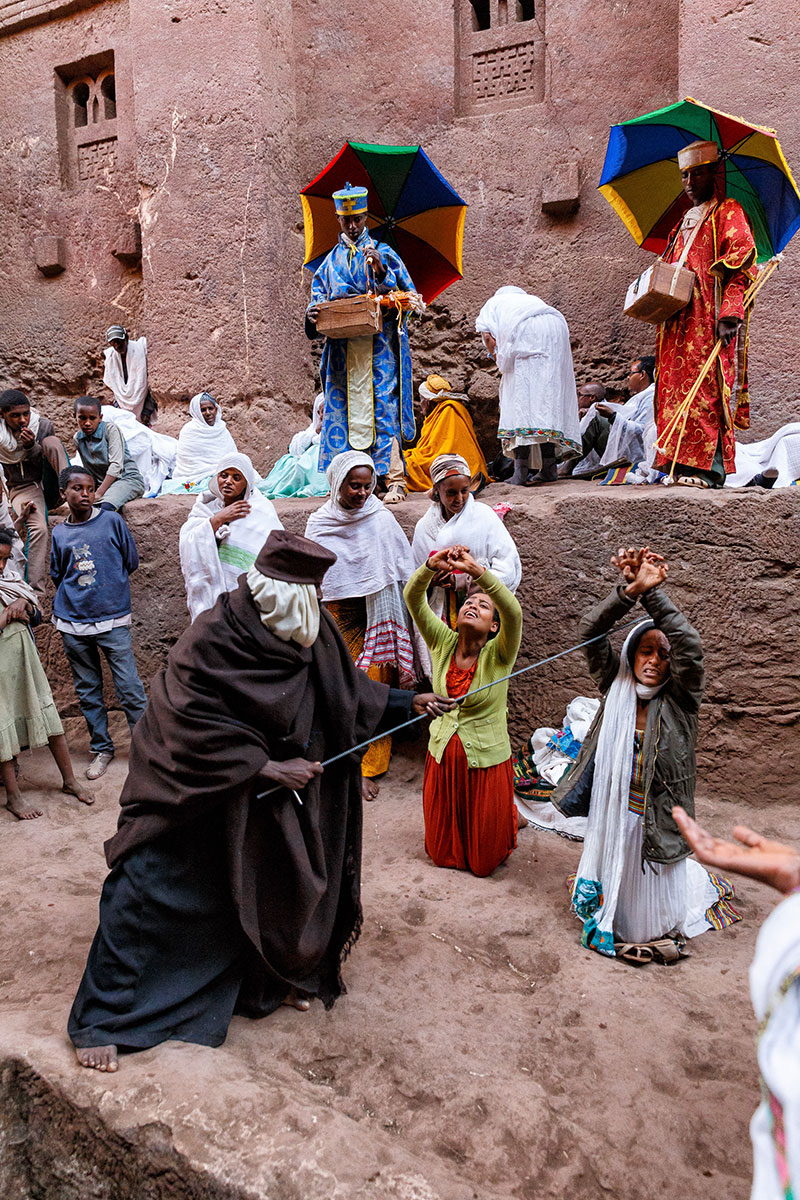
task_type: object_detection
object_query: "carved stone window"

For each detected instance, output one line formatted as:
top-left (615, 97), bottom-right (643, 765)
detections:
top-left (55, 53), bottom-right (117, 189)
top-left (456, 0), bottom-right (545, 116)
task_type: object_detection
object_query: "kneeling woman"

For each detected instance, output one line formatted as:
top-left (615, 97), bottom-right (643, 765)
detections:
top-left (405, 547), bottom-right (522, 877)
top-left (179, 452), bottom-right (282, 621)
top-left (553, 547), bottom-right (738, 962)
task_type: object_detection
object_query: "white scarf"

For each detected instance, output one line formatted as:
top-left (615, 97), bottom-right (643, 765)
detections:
top-left (246, 567), bottom-right (320, 647)
top-left (411, 494), bottom-right (521, 593)
top-left (289, 393), bottom-right (325, 459)
top-left (179, 452), bottom-right (283, 621)
top-left (102, 337), bottom-right (149, 416)
top-left (174, 394), bottom-right (238, 480)
top-left (0, 409), bottom-right (41, 465)
top-left (0, 564), bottom-right (38, 610)
top-left (572, 622), bottom-right (666, 946)
top-left (305, 451), bottom-right (415, 601)
top-left (475, 286), bottom-right (566, 375)
top-left (726, 421), bottom-right (800, 489)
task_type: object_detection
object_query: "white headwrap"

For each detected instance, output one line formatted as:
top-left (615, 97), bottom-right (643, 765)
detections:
top-left (173, 393), bottom-right (238, 480)
top-left (246, 567), bottom-right (320, 646)
top-left (306, 451), bottom-right (415, 599)
top-left (288, 393), bottom-right (325, 458)
top-left (0, 562), bottom-right (38, 610)
top-left (209, 452), bottom-right (256, 501)
top-left (571, 621), bottom-right (668, 944)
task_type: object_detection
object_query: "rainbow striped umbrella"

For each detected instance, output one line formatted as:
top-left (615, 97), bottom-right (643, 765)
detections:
top-left (301, 141), bottom-right (467, 304)
top-left (599, 97), bottom-right (800, 263)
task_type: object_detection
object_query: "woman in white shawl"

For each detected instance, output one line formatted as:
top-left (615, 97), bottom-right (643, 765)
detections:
top-left (161, 393), bottom-right (238, 494)
top-left (411, 454), bottom-right (521, 626)
top-left (673, 807), bottom-right (800, 1200)
top-left (476, 285), bottom-right (581, 485)
top-left (179, 452), bottom-right (283, 622)
top-left (305, 450), bottom-right (416, 800)
top-left (259, 393), bottom-right (329, 500)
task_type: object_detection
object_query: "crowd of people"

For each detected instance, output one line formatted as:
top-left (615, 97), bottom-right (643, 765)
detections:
top-left (0, 152), bottom-right (796, 1197)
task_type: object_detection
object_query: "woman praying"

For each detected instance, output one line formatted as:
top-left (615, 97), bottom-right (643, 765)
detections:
top-left (305, 450), bottom-right (417, 801)
top-left (553, 547), bottom-right (738, 963)
top-left (412, 453), bottom-right (521, 625)
top-left (179, 452), bottom-right (283, 621)
top-left (0, 529), bottom-right (92, 818)
top-left (404, 546), bottom-right (522, 877)
top-left (162, 392), bottom-right (238, 493)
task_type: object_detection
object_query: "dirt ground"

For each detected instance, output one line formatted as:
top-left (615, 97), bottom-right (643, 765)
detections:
top-left (0, 717), bottom-right (794, 1199)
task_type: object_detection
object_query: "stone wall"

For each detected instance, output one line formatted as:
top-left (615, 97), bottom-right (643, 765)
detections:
top-left (0, 0), bottom-right (797, 467)
top-left (37, 483), bottom-right (800, 807)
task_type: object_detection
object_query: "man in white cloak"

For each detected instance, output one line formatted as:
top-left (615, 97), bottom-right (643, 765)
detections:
top-left (103, 325), bottom-right (154, 426)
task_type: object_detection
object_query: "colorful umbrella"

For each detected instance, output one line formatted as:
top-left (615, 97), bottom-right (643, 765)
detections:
top-left (301, 141), bottom-right (467, 304)
top-left (598, 97), bottom-right (800, 263)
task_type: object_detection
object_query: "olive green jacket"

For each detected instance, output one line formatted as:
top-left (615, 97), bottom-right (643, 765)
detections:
top-left (551, 585), bottom-right (704, 864)
top-left (404, 564), bottom-right (522, 768)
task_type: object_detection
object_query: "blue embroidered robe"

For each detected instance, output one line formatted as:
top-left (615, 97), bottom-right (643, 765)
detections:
top-left (308, 230), bottom-right (416, 474)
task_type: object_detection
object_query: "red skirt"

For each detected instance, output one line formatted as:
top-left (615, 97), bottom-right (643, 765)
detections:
top-left (422, 736), bottom-right (517, 878)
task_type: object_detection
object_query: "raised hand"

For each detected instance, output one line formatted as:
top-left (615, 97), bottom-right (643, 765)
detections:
top-left (611, 546), bottom-right (643, 584)
top-left (448, 549), bottom-right (484, 580)
top-left (673, 806), bottom-right (800, 896)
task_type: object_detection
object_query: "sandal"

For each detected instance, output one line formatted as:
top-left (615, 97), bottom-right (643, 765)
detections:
top-left (383, 484), bottom-right (406, 505)
top-left (646, 937), bottom-right (689, 964)
top-left (675, 475), bottom-right (712, 489)
top-left (614, 943), bottom-right (654, 966)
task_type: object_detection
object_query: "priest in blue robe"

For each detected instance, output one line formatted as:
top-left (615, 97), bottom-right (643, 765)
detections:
top-left (305, 183), bottom-right (417, 479)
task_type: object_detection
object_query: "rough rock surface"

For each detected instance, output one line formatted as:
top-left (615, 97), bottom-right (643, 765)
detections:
top-left (36, 481), bottom-right (800, 806)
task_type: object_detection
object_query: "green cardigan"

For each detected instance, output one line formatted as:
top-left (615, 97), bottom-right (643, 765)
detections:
top-left (404, 564), bottom-right (523, 768)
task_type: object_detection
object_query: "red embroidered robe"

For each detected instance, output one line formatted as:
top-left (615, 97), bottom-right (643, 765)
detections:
top-left (655, 198), bottom-right (756, 474)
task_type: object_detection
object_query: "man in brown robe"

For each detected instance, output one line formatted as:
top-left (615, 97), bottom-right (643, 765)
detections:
top-left (69, 530), bottom-right (451, 1071)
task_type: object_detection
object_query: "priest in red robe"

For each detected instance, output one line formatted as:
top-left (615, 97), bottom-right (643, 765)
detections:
top-left (655, 140), bottom-right (757, 487)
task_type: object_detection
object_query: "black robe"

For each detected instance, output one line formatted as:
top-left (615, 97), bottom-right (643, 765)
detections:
top-left (69, 578), bottom-right (411, 1050)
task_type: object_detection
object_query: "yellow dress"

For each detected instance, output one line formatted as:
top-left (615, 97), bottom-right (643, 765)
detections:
top-left (324, 597), bottom-right (394, 778)
top-left (405, 399), bottom-right (487, 492)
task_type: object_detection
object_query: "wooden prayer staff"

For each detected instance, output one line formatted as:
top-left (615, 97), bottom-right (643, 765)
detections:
top-left (657, 255), bottom-right (782, 478)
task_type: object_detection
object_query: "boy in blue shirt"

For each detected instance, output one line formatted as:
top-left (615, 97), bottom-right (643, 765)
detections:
top-left (50, 466), bottom-right (147, 780)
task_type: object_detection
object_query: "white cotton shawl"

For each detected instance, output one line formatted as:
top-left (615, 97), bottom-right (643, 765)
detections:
top-left (101, 406), bottom-right (177, 494)
top-left (571, 622), bottom-right (665, 943)
top-left (103, 336), bottom-right (149, 418)
top-left (601, 384), bottom-right (655, 468)
top-left (0, 409), bottom-right (41, 465)
top-left (246, 567), bottom-right (320, 647)
top-left (476, 286), bottom-right (565, 373)
top-left (726, 421), bottom-right (800, 489)
top-left (289, 394), bottom-right (325, 459)
top-left (0, 564), bottom-right (38, 610)
top-left (411, 494), bottom-right (522, 593)
top-left (179, 452), bottom-right (283, 621)
top-left (749, 891), bottom-right (800, 1200)
top-left (305, 451), bottom-right (415, 601)
top-left (174, 394), bottom-right (238, 481)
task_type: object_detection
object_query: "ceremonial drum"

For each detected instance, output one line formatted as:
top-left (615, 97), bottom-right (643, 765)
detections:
top-left (315, 295), bottom-right (383, 339)
top-left (624, 261), bottom-right (695, 325)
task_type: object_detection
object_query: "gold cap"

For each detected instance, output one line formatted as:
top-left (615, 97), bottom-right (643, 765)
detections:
top-left (677, 140), bottom-right (720, 170)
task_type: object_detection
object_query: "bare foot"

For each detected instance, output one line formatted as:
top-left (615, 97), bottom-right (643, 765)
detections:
top-left (62, 778), bottom-right (95, 806)
top-left (75, 1045), bottom-right (118, 1072)
top-left (516, 811), bottom-right (529, 830)
top-left (282, 988), bottom-right (311, 1011)
top-left (6, 793), bottom-right (43, 820)
top-left (361, 777), bottom-right (380, 802)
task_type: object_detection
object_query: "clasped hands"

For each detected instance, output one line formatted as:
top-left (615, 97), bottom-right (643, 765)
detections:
top-left (0, 597), bottom-right (34, 629)
top-left (611, 545), bottom-right (668, 598)
top-left (427, 545), bottom-right (483, 589)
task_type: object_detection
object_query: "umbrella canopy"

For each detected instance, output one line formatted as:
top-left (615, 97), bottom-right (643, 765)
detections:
top-left (598, 97), bottom-right (800, 264)
top-left (301, 141), bottom-right (467, 303)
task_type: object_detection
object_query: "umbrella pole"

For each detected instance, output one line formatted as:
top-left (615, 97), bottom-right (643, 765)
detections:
top-left (657, 256), bottom-right (781, 477)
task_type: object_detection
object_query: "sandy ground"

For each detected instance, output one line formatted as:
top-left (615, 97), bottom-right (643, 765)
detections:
top-left (0, 717), bottom-right (795, 1199)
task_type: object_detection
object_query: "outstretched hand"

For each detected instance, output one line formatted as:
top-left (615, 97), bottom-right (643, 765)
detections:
top-left (673, 806), bottom-right (800, 896)
top-left (612, 546), bottom-right (668, 596)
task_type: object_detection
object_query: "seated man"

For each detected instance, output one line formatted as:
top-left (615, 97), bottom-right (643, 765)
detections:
top-left (563, 359), bottom-right (656, 478)
top-left (559, 383), bottom-right (608, 477)
top-left (73, 396), bottom-right (145, 512)
top-left (404, 375), bottom-right (488, 494)
top-left (0, 389), bottom-right (69, 597)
